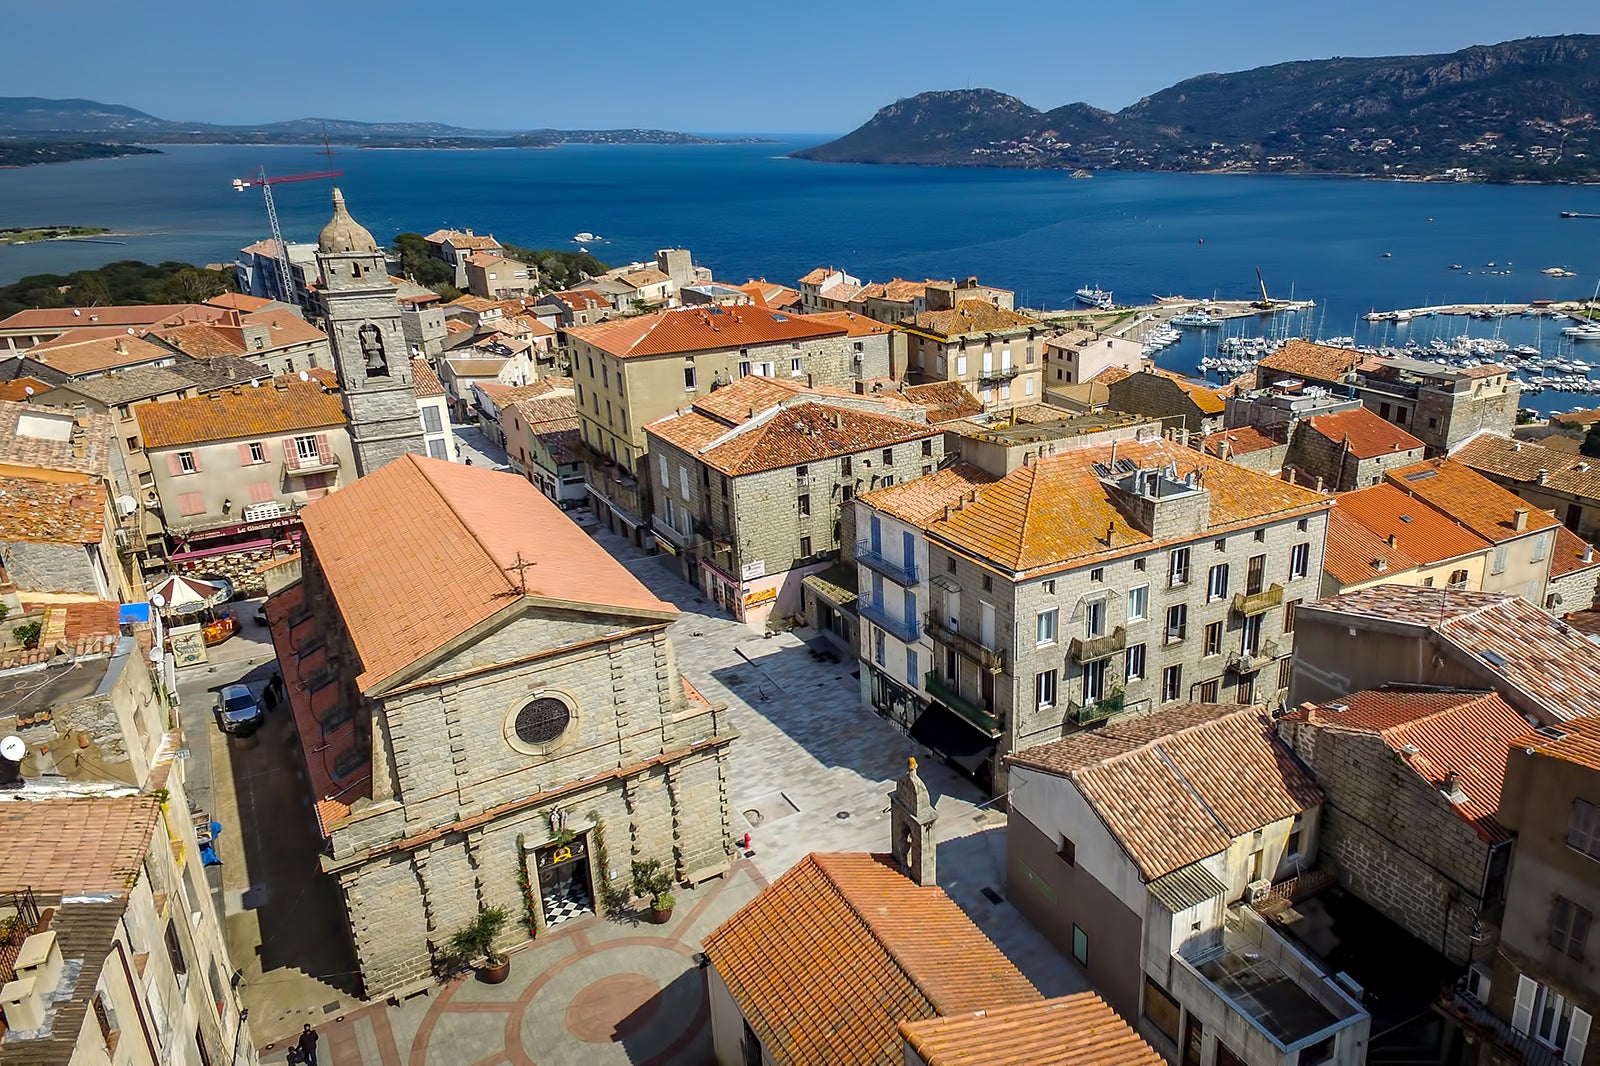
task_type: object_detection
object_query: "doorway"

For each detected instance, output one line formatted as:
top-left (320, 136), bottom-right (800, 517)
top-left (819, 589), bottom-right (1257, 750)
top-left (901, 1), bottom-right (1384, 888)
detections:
top-left (536, 836), bottom-right (594, 928)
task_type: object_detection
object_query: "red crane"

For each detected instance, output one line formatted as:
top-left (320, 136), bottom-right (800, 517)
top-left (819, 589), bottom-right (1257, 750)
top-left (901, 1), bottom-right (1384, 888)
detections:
top-left (231, 149), bottom-right (343, 306)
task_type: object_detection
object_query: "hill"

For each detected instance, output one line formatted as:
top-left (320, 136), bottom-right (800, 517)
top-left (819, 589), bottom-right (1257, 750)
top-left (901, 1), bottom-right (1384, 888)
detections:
top-left (794, 35), bottom-right (1600, 181)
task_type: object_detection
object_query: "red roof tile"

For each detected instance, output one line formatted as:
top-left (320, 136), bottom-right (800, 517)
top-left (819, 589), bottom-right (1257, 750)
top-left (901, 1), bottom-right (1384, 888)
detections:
top-left (0, 476), bottom-right (107, 545)
top-left (135, 379), bottom-right (345, 449)
top-left (1201, 425), bottom-right (1281, 458)
top-left (1550, 525), bottom-right (1600, 581)
top-left (647, 401), bottom-right (937, 478)
top-left (1331, 485), bottom-right (1488, 567)
top-left (411, 358), bottom-right (445, 399)
top-left (1454, 432), bottom-right (1600, 501)
top-left (900, 993), bottom-right (1164, 1066)
top-left (1387, 458), bottom-right (1562, 543)
top-left (0, 797), bottom-right (160, 894)
top-left (568, 305), bottom-right (845, 359)
top-left (1323, 508), bottom-right (1423, 586)
top-left (1257, 340), bottom-right (1365, 383)
top-left (1303, 406), bottom-right (1425, 459)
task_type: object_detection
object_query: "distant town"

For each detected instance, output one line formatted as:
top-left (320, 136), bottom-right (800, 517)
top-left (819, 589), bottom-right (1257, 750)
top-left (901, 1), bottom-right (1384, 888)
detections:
top-left (3, 186), bottom-right (1600, 1066)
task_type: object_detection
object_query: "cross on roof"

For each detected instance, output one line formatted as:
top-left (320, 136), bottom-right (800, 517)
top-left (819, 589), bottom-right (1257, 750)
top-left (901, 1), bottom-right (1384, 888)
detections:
top-left (504, 552), bottom-right (538, 595)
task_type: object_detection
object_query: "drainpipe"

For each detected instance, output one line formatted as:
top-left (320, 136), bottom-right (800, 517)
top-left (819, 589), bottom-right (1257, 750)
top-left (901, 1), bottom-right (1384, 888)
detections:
top-left (109, 939), bottom-right (161, 1064)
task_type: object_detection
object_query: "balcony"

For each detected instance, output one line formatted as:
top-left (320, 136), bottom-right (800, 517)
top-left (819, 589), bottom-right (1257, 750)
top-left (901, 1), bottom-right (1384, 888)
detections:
top-left (1067, 688), bottom-right (1125, 725)
top-left (284, 449), bottom-right (340, 476)
top-left (1228, 639), bottom-right (1283, 675)
top-left (859, 597), bottom-right (920, 644)
top-left (924, 672), bottom-right (1000, 736)
top-left (924, 613), bottom-right (1005, 673)
top-left (1069, 626), bottom-right (1126, 663)
top-left (1232, 583), bottom-right (1284, 617)
top-left (976, 364), bottom-right (1021, 386)
top-left (693, 518), bottom-right (731, 553)
top-left (1442, 988), bottom-right (1565, 1066)
top-left (856, 541), bottom-right (921, 586)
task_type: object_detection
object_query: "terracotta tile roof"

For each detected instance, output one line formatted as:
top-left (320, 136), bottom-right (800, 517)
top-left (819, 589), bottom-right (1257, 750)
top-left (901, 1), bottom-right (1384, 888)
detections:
top-left (1461, 364), bottom-right (1511, 380)
top-left (900, 993), bottom-right (1164, 1066)
top-left (1170, 376), bottom-right (1225, 415)
top-left (1091, 366), bottom-right (1136, 385)
top-left (0, 601), bottom-right (121, 670)
top-left (860, 278), bottom-right (928, 304)
top-left (648, 401), bottom-right (937, 478)
top-left (1308, 586), bottom-right (1600, 721)
top-left (1323, 508), bottom-right (1422, 585)
top-left (422, 228), bottom-right (459, 244)
top-left (1550, 525), bottom-right (1600, 580)
top-left (1257, 339), bottom-right (1365, 383)
top-left (465, 251), bottom-right (510, 268)
top-left (1454, 432), bottom-right (1600, 501)
top-left (569, 305), bottom-right (844, 359)
top-left (24, 334), bottom-right (174, 377)
top-left (860, 463), bottom-right (998, 525)
top-left (510, 395), bottom-right (578, 429)
top-left (442, 357), bottom-right (509, 379)
top-left (1201, 425), bottom-right (1281, 458)
top-left (798, 267), bottom-right (837, 286)
top-left (1286, 688), bottom-right (1528, 841)
top-left (701, 852), bottom-right (1040, 1066)
top-left (205, 292), bottom-right (275, 312)
top-left (411, 358), bottom-right (444, 398)
top-left (1552, 408), bottom-right (1600, 428)
top-left (535, 426), bottom-right (581, 464)
top-left (445, 233), bottom-right (499, 250)
top-left (0, 476), bottom-right (107, 544)
top-left (904, 300), bottom-right (1036, 339)
top-left (819, 280), bottom-right (866, 303)
top-left (0, 796), bottom-right (160, 894)
top-left (476, 382), bottom-right (557, 411)
top-left (0, 303), bottom-right (206, 332)
top-left (617, 267), bottom-right (671, 288)
top-left (241, 237), bottom-right (283, 256)
top-left (151, 322), bottom-right (249, 360)
top-left (928, 437), bottom-right (1328, 576)
top-left (0, 400), bottom-right (113, 477)
top-left (547, 288), bottom-right (612, 311)
top-left (1387, 458), bottom-right (1562, 543)
top-left (446, 294), bottom-right (499, 312)
top-left (0, 377), bottom-right (53, 402)
top-left (1514, 714), bottom-right (1600, 772)
top-left (737, 281), bottom-right (802, 309)
top-left (445, 319), bottom-right (473, 334)
top-left (1304, 406), bottom-right (1425, 459)
top-left (1332, 484), bottom-right (1489, 565)
top-left (1008, 705), bottom-right (1323, 881)
top-left (238, 310), bottom-right (328, 349)
top-left (900, 381), bottom-right (984, 423)
top-left (301, 455), bottom-right (676, 692)
top-left (802, 309), bottom-right (894, 338)
top-left (135, 378), bottom-right (345, 449)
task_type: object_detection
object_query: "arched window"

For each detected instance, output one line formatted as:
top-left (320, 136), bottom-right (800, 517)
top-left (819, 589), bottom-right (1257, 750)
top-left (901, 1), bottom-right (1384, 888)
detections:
top-left (358, 323), bottom-right (388, 377)
top-left (351, 262), bottom-right (364, 279)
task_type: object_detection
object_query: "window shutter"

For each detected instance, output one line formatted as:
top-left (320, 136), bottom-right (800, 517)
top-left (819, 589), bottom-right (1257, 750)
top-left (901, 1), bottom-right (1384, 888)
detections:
top-left (316, 433), bottom-right (333, 464)
top-left (237, 443), bottom-right (254, 464)
top-left (248, 481), bottom-right (275, 504)
top-left (190, 452), bottom-right (201, 473)
top-left (1512, 974), bottom-right (1537, 1035)
top-left (167, 453), bottom-right (182, 476)
top-left (1566, 1008), bottom-right (1592, 1065)
top-left (282, 440), bottom-right (297, 470)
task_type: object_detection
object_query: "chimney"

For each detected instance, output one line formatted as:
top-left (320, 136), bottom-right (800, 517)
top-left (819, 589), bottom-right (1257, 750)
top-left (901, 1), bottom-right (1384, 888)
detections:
top-left (1586, 545), bottom-right (1595, 564)
top-left (0, 972), bottom-right (46, 1031)
top-left (1538, 469), bottom-right (1550, 485)
top-left (889, 757), bottom-right (938, 887)
top-left (832, 412), bottom-right (843, 429)
top-left (1441, 771), bottom-right (1464, 800)
top-left (1387, 533), bottom-right (1398, 549)
top-left (113, 338), bottom-right (127, 355)
top-left (1514, 508), bottom-right (1529, 532)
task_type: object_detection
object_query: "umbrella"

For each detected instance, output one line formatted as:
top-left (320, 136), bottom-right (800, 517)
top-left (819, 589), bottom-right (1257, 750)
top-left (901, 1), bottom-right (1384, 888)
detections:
top-left (147, 575), bottom-right (227, 615)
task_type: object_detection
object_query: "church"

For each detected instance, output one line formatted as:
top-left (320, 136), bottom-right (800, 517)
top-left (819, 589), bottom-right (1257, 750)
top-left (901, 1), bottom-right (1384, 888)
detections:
top-left (265, 192), bottom-right (737, 995)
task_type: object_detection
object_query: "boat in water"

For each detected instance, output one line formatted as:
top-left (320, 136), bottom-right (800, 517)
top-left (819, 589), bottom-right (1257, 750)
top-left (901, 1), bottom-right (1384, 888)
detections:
top-left (1075, 285), bottom-right (1114, 310)
top-left (1170, 311), bottom-right (1221, 328)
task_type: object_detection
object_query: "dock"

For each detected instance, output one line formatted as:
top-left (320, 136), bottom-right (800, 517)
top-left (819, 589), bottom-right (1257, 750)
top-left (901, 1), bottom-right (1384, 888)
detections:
top-left (1023, 295), bottom-right (1316, 332)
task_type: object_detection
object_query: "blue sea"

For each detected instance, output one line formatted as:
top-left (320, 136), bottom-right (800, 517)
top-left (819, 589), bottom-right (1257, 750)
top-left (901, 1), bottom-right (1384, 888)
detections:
top-left (3, 140), bottom-right (1600, 411)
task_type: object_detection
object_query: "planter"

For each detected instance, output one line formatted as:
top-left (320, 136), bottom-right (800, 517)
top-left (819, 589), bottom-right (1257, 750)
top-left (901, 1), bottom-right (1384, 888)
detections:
top-left (479, 958), bottom-right (510, 984)
top-left (650, 905), bottom-right (674, 925)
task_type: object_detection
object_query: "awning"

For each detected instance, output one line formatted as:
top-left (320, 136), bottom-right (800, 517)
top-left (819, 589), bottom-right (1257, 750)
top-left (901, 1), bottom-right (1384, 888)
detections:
top-left (911, 703), bottom-right (997, 776)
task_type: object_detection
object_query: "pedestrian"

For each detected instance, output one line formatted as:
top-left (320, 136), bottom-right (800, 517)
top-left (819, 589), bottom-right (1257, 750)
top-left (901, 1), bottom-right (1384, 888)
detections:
top-left (297, 1023), bottom-right (319, 1066)
top-left (463, 456), bottom-right (472, 466)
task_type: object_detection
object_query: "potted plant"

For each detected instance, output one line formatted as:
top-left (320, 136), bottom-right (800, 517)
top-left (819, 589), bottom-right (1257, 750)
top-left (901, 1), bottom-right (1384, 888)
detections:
top-left (12, 621), bottom-right (41, 650)
top-left (449, 905), bottom-right (511, 983)
top-left (632, 858), bottom-right (677, 924)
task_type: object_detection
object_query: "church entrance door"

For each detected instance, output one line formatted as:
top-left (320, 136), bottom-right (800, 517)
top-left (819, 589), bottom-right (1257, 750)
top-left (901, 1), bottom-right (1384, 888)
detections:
top-left (536, 836), bottom-right (594, 928)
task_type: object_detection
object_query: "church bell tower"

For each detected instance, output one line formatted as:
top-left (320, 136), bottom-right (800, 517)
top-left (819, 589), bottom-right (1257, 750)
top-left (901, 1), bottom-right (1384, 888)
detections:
top-left (315, 188), bottom-right (425, 477)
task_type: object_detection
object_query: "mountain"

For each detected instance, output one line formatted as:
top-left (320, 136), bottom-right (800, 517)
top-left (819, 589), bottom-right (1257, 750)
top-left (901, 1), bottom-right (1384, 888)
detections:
top-left (0, 98), bottom-right (766, 156)
top-left (795, 35), bottom-right (1600, 181)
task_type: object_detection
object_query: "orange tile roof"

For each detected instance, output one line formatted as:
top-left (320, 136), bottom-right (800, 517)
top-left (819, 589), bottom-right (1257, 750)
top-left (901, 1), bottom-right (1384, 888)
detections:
top-left (900, 381), bottom-right (983, 423)
top-left (446, 233), bottom-right (500, 250)
top-left (24, 334), bottom-right (174, 377)
top-left (411, 357), bottom-right (444, 398)
top-left (859, 463), bottom-right (998, 525)
top-left (1257, 339), bottom-right (1365, 383)
top-left (0, 796), bottom-right (160, 894)
top-left (1332, 484), bottom-right (1489, 566)
top-left (0, 476), bottom-right (107, 545)
top-left (568, 305), bottom-right (844, 359)
top-left (1201, 425), bottom-right (1280, 458)
top-left (1454, 432), bottom-right (1600, 501)
top-left (151, 322), bottom-right (248, 360)
top-left (445, 319), bottom-right (473, 334)
top-left (1387, 457), bottom-right (1562, 543)
top-left (859, 278), bottom-right (928, 304)
top-left (702, 852), bottom-right (1040, 1066)
top-left (205, 292), bottom-right (275, 312)
top-left (1550, 524), bottom-right (1600, 581)
top-left (1008, 705), bottom-right (1322, 881)
top-left (802, 309), bottom-right (893, 338)
top-left (927, 437), bottom-right (1329, 576)
top-left (1304, 406), bottom-right (1425, 459)
top-left (1323, 508), bottom-right (1422, 585)
top-left (1514, 714), bottom-right (1600, 772)
top-left (648, 401), bottom-right (937, 478)
top-left (509, 395), bottom-right (578, 429)
top-left (446, 294), bottom-right (498, 312)
top-left (136, 378), bottom-right (345, 449)
top-left (1308, 586), bottom-right (1600, 721)
top-left (900, 993), bottom-right (1164, 1066)
top-left (465, 251), bottom-right (510, 268)
top-left (617, 267), bottom-right (671, 287)
top-left (0, 303), bottom-right (207, 332)
top-left (0, 377), bottom-right (53, 402)
top-left (798, 267), bottom-right (839, 286)
top-left (903, 300), bottom-right (1036, 339)
top-left (239, 310), bottom-right (328, 348)
top-left (1553, 408), bottom-right (1600, 428)
top-left (738, 281), bottom-right (802, 308)
top-left (1286, 688), bottom-right (1528, 842)
top-left (301, 455), bottom-right (676, 692)
top-left (548, 288), bottom-right (612, 311)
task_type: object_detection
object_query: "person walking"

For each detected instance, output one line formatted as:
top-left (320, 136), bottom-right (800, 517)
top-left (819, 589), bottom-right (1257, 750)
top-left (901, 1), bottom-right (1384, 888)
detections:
top-left (297, 1023), bottom-right (320, 1066)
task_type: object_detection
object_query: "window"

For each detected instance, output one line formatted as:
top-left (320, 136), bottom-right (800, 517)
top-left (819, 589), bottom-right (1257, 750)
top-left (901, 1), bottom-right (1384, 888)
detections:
top-left (126, 435), bottom-right (138, 451)
top-left (1569, 799), bottom-right (1600, 858)
top-left (93, 991), bottom-right (118, 1050)
top-left (798, 494), bottom-right (811, 516)
top-left (1254, 528), bottom-right (1266, 543)
top-left (1199, 678), bottom-right (1221, 702)
top-left (164, 920), bottom-right (187, 976)
top-left (428, 439), bottom-right (448, 459)
top-left (1204, 620), bottom-right (1224, 657)
top-left (1282, 600), bottom-right (1301, 634)
top-left (1144, 977), bottom-right (1182, 1044)
top-left (1058, 836), bottom-right (1076, 866)
top-left (1534, 534), bottom-right (1548, 563)
top-left (799, 536), bottom-right (812, 557)
top-left (1169, 547), bottom-right (1190, 587)
top-left (1162, 664), bottom-right (1182, 701)
top-left (1289, 542), bottom-right (1310, 580)
top-left (922, 439), bottom-right (933, 457)
top-left (1297, 517), bottom-right (1309, 532)
top-left (1133, 557), bottom-right (1147, 571)
top-left (1449, 568), bottom-right (1470, 587)
top-left (790, 356), bottom-right (803, 376)
top-left (1036, 669), bottom-right (1058, 710)
top-left (684, 366), bottom-right (697, 391)
top-left (294, 435), bottom-right (320, 461)
top-left (1241, 613), bottom-right (1264, 656)
top-left (946, 557), bottom-right (957, 575)
top-left (1207, 563), bottom-right (1230, 602)
top-left (738, 360), bottom-right (751, 378)
top-left (982, 574), bottom-right (992, 592)
top-left (1552, 897), bottom-right (1593, 959)
top-left (1128, 585), bottom-right (1148, 622)
top-left (1246, 553), bottom-right (1267, 594)
top-left (1214, 538), bottom-right (1227, 552)
top-left (1126, 643), bottom-right (1146, 682)
top-left (1036, 608), bottom-right (1058, 646)
top-left (882, 448), bottom-right (894, 465)
top-left (116, 403), bottom-right (131, 420)
top-left (1085, 598), bottom-right (1106, 638)
top-left (177, 492), bottom-right (206, 516)
top-left (1072, 924), bottom-right (1089, 966)
top-left (177, 451), bottom-right (197, 473)
top-left (1165, 604), bottom-right (1187, 644)
top-left (874, 626), bottom-right (886, 666)
top-left (756, 361), bottom-right (776, 377)
top-left (1082, 659), bottom-right (1108, 702)
top-left (1090, 567), bottom-right (1104, 583)
top-left (906, 648), bottom-right (918, 688)
top-left (1042, 579), bottom-right (1056, 595)
top-left (841, 456), bottom-right (852, 477)
top-left (742, 1018), bottom-right (764, 1066)
top-left (1492, 544), bottom-right (1509, 575)
top-left (841, 483), bottom-right (854, 502)
top-left (956, 354), bottom-right (968, 376)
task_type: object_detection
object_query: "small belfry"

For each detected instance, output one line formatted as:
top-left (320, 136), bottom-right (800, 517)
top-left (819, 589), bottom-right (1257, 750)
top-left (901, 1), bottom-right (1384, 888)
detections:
top-left (315, 188), bottom-right (426, 476)
top-left (890, 755), bottom-right (938, 886)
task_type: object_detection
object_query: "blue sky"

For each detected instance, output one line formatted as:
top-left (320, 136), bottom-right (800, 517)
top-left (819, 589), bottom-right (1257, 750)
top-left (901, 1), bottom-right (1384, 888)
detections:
top-left (3, 0), bottom-right (1597, 134)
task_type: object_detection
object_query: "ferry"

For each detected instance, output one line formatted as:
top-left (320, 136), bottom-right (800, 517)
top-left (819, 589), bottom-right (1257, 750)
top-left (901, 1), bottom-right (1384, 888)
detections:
top-left (1074, 285), bottom-right (1114, 310)
top-left (1170, 311), bottom-right (1222, 328)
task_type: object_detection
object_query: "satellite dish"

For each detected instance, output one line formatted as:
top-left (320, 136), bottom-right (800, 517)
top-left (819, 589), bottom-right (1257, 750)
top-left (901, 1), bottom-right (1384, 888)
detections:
top-left (0, 736), bottom-right (25, 762)
top-left (299, 370), bottom-right (310, 382)
top-left (23, 386), bottom-right (34, 396)
top-left (149, 593), bottom-right (166, 609)
top-left (126, 327), bottom-right (135, 335)
top-left (116, 494), bottom-right (137, 517)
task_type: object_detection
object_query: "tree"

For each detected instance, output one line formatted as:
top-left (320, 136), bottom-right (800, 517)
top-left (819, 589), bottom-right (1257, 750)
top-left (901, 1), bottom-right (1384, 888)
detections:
top-left (157, 267), bottom-right (230, 304)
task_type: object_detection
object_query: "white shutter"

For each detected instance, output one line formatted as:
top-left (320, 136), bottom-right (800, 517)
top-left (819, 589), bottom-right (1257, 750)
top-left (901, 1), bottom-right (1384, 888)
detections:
top-left (1512, 974), bottom-right (1538, 1035)
top-left (678, 465), bottom-right (690, 501)
top-left (1565, 1007), bottom-right (1591, 1065)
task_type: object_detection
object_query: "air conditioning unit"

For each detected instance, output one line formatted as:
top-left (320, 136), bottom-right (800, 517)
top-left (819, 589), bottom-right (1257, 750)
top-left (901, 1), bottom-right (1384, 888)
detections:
top-left (1244, 879), bottom-right (1272, 905)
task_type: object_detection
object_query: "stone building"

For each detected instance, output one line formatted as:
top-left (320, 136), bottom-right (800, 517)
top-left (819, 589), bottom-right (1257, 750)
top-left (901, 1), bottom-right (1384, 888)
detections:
top-left (316, 190), bottom-right (427, 476)
top-left (1277, 688), bottom-right (1526, 965)
top-left (1454, 432), bottom-right (1600, 540)
top-left (265, 455), bottom-right (734, 995)
top-left (568, 306), bottom-right (892, 543)
top-left (899, 300), bottom-right (1045, 410)
top-left (1283, 405), bottom-right (1426, 491)
top-left (395, 276), bottom-right (448, 357)
top-left (876, 429), bottom-right (1329, 791)
top-left (644, 377), bottom-right (943, 625)
top-left (1196, 425), bottom-right (1287, 475)
top-left (0, 476), bottom-right (122, 603)
top-left (1102, 367), bottom-right (1226, 434)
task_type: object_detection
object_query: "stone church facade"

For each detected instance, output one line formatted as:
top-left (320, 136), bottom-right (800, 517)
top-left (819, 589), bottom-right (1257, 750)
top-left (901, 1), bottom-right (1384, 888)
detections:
top-left (267, 454), bottom-right (736, 995)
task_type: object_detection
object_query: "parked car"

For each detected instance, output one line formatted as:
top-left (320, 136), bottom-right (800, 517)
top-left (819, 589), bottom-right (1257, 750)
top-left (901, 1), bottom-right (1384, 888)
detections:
top-left (216, 683), bottom-right (264, 735)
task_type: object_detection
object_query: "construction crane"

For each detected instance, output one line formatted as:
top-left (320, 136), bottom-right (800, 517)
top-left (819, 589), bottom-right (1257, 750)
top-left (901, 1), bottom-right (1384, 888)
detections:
top-left (1252, 266), bottom-right (1274, 311)
top-left (232, 159), bottom-right (342, 306)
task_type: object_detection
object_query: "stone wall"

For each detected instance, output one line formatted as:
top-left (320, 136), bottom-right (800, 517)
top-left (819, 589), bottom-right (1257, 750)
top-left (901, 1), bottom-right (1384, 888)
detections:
top-left (1412, 381), bottom-right (1520, 456)
top-left (1106, 374), bottom-right (1217, 434)
top-left (1547, 564), bottom-right (1600, 614)
top-left (3, 540), bottom-right (98, 595)
top-left (1284, 423), bottom-right (1424, 492)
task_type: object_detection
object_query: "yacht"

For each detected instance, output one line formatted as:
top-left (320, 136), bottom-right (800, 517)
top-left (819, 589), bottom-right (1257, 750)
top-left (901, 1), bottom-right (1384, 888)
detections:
top-left (1170, 311), bottom-right (1221, 327)
top-left (1075, 285), bottom-right (1114, 310)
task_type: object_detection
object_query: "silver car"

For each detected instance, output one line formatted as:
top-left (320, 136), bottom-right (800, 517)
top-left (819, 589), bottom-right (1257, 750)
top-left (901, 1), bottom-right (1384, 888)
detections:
top-left (217, 683), bottom-right (263, 735)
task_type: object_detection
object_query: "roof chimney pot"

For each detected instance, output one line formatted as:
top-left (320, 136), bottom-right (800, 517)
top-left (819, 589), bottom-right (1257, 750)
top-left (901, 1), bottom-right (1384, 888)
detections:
top-left (1513, 507), bottom-right (1529, 532)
